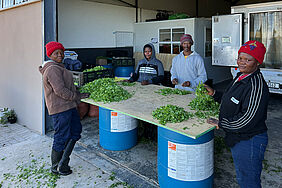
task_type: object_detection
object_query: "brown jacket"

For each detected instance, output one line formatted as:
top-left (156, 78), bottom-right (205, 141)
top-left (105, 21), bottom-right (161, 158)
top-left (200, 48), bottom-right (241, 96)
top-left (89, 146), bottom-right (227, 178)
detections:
top-left (39, 61), bottom-right (81, 115)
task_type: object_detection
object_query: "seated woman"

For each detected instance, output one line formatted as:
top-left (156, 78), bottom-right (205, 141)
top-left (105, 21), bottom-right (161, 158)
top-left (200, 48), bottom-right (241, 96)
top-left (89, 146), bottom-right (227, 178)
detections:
top-left (128, 43), bottom-right (164, 85)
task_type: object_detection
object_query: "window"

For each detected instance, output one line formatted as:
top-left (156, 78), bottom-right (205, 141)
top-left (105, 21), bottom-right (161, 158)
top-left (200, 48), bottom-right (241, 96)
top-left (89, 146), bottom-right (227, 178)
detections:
top-left (0, 0), bottom-right (30, 10)
top-left (205, 28), bottom-right (212, 57)
top-left (159, 28), bottom-right (185, 54)
top-left (250, 11), bottom-right (282, 69)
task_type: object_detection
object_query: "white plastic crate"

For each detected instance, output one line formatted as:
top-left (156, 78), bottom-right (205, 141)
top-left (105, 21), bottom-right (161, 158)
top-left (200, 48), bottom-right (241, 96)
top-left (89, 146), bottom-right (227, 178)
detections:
top-left (64, 51), bottom-right (78, 60)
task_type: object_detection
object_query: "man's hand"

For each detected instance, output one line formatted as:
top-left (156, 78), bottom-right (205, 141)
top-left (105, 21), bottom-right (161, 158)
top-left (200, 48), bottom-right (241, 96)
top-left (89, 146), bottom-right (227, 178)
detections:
top-left (141, 80), bottom-right (149, 85)
top-left (172, 78), bottom-right (178, 85)
top-left (80, 93), bottom-right (90, 99)
top-left (182, 81), bottom-right (191, 87)
top-left (207, 118), bottom-right (219, 129)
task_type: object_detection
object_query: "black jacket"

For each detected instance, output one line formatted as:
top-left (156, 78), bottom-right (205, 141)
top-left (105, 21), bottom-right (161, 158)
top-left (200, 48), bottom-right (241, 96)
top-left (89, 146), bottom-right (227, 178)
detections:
top-left (214, 69), bottom-right (269, 147)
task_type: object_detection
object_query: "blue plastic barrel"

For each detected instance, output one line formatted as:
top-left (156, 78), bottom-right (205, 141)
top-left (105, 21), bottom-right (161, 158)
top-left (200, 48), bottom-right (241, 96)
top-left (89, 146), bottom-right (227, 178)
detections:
top-left (114, 66), bottom-right (135, 77)
top-left (99, 107), bottom-right (138, 151)
top-left (158, 127), bottom-right (214, 188)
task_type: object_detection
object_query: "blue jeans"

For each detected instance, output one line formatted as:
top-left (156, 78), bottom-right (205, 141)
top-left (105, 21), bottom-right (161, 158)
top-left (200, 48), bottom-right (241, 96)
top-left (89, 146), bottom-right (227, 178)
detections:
top-left (51, 108), bottom-right (82, 152)
top-left (231, 132), bottom-right (268, 188)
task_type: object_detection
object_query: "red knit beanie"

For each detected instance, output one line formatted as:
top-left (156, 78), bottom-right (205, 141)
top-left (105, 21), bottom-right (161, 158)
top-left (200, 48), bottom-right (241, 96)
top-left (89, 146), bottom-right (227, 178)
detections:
top-left (180, 34), bottom-right (193, 45)
top-left (238, 40), bottom-right (266, 64)
top-left (46, 41), bottom-right (65, 57)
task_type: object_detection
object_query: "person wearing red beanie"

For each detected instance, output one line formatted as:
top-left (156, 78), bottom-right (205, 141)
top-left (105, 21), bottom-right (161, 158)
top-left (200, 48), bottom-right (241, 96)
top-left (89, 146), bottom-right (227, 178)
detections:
top-left (205, 40), bottom-right (269, 187)
top-left (39, 41), bottom-right (89, 176)
top-left (45, 41), bottom-right (65, 58)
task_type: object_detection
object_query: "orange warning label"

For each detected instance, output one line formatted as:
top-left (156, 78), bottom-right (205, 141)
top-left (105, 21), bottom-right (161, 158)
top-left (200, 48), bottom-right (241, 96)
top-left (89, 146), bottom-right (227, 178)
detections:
top-left (168, 141), bottom-right (176, 151)
top-left (111, 112), bottom-right (118, 116)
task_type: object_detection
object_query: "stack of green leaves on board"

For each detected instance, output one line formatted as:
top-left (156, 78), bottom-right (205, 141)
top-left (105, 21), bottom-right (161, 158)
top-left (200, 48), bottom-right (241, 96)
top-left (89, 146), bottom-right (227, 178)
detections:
top-left (83, 66), bottom-right (107, 73)
top-left (152, 104), bottom-right (193, 125)
top-left (120, 82), bottom-right (136, 86)
top-left (79, 78), bottom-right (132, 103)
top-left (155, 88), bottom-right (192, 96)
top-left (188, 82), bottom-right (219, 119)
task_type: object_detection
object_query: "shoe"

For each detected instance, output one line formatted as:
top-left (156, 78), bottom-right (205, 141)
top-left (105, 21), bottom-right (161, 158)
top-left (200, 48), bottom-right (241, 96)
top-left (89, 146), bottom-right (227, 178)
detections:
top-left (51, 149), bottom-right (63, 174)
top-left (58, 139), bottom-right (76, 176)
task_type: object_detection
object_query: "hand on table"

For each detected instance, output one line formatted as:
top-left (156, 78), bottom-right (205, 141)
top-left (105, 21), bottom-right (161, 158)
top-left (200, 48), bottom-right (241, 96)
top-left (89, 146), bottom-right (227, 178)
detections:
top-left (182, 81), bottom-right (191, 87)
top-left (80, 93), bottom-right (90, 99)
top-left (141, 80), bottom-right (149, 85)
top-left (204, 84), bottom-right (215, 96)
top-left (207, 118), bottom-right (219, 129)
top-left (172, 78), bottom-right (178, 85)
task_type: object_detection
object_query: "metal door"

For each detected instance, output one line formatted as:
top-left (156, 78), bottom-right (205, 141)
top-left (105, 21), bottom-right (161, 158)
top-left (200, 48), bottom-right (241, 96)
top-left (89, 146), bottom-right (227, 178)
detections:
top-left (212, 14), bottom-right (242, 66)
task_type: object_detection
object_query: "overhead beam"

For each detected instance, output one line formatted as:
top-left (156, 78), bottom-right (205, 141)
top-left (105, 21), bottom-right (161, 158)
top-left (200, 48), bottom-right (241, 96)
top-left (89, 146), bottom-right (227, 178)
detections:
top-left (115, 0), bottom-right (135, 7)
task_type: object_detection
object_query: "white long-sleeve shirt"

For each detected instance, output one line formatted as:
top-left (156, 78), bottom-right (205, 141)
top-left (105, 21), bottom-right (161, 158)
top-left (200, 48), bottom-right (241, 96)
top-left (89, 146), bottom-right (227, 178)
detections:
top-left (170, 51), bottom-right (207, 91)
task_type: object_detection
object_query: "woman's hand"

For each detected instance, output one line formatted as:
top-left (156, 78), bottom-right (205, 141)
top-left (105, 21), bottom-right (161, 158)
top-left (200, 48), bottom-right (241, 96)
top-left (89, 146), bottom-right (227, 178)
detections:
top-left (80, 93), bottom-right (90, 99)
top-left (141, 80), bottom-right (149, 85)
top-left (204, 84), bottom-right (215, 96)
top-left (207, 118), bottom-right (219, 129)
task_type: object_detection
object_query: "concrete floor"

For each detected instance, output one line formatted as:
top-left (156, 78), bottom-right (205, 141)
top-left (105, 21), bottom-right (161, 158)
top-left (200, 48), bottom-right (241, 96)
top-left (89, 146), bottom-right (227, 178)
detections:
top-left (75, 92), bottom-right (282, 188)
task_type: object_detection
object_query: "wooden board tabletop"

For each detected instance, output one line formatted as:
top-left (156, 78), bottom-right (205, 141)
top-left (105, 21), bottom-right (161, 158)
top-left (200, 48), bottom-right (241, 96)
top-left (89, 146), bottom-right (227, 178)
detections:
top-left (81, 82), bottom-right (215, 139)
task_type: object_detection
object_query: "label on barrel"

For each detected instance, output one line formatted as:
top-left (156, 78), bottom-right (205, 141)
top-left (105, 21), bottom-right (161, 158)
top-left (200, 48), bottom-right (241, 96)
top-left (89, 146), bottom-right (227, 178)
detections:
top-left (167, 140), bottom-right (214, 181)
top-left (110, 111), bottom-right (137, 132)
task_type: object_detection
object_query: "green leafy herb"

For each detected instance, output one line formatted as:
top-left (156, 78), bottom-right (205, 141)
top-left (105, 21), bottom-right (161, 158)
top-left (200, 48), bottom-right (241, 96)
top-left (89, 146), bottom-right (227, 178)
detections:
top-left (155, 88), bottom-right (192, 96)
top-left (189, 83), bottom-right (219, 119)
top-left (152, 104), bottom-right (193, 125)
top-left (120, 82), bottom-right (136, 86)
top-left (79, 78), bottom-right (132, 103)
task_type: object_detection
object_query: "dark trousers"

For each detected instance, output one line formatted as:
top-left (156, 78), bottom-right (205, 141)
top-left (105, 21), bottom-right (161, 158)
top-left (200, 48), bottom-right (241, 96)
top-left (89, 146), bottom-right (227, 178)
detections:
top-left (231, 132), bottom-right (268, 188)
top-left (51, 108), bottom-right (82, 152)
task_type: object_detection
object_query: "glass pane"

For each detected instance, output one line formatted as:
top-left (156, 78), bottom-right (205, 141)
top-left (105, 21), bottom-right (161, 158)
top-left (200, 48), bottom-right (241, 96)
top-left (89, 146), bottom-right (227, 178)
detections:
top-left (172, 28), bottom-right (185, 41)
top-left (173, 43), bottom-right (181, 54)
top-left (250, 11), bottom-right (282, 69)
top-left (159, 43), bottom-right (171, 54)
top-left (159, 29), bottom-right (171, 42)
top-left (205, 28), bottom-right (212, 57)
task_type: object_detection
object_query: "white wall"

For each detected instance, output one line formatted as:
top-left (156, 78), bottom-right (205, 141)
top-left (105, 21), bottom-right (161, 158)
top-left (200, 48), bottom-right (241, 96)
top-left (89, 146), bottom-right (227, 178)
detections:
top-left (58, 0), bottom-right (156, 48)
top-left (0, 2), bottom-right (43, 133)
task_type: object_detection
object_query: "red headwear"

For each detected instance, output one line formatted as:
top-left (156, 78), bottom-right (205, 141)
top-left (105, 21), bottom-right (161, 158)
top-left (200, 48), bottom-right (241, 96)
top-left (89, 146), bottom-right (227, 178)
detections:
top-left (180, 34), bottom-right (193, 45)
top-left (45, 41), bottom-right (65, 57)
top-left (238, 40), bottom-right (266, 64)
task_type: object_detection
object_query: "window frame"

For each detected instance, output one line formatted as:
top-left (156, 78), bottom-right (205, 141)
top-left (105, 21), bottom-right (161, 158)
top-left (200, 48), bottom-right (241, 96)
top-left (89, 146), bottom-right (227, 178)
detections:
top-left (158, 27), bottom-right (185, 54)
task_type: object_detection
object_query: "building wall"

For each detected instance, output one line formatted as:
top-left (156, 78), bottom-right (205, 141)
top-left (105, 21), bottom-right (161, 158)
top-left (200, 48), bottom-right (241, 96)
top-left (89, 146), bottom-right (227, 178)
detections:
top-left (0, 1), bottom-right (43, 133)
top-left (58, 0), bottom-right (156, 48)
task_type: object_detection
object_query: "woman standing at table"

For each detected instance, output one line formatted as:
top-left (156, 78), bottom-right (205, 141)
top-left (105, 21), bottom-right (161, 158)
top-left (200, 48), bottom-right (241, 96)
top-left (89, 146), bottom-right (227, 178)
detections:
top-left (39, 41), bottom-right (89, 175)
top-left (206, 40), bottom-right (269, 188)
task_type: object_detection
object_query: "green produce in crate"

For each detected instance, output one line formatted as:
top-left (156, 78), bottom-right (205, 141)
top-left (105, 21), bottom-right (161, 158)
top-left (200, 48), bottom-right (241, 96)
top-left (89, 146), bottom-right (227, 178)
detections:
top-left (155, 88), bottom-right (192, 96)
top-left (188, 83), bottom-right (219, 119)
top-left (152, 104), bottom-right (193, 125)
top-left (83, 66), bottom-right (107, 73)
top-left (79, 78), bottom-right (132, 103)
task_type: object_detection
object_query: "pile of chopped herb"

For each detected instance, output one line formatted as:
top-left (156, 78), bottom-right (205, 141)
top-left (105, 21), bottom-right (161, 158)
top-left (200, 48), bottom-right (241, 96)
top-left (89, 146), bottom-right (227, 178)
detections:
top-left (152, 104), bottom-right (193, 125)
top-left (155, 88), bottom-right (192, 96)
top-left (188, 83), bottom-right (219, 119)
top-left (79, 78), bottom-right (132, 103)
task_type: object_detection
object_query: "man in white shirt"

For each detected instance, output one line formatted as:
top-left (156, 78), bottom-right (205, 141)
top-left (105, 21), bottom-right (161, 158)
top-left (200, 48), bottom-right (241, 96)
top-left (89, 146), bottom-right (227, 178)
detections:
top-left (170, 34), bottom-right (207, 91)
